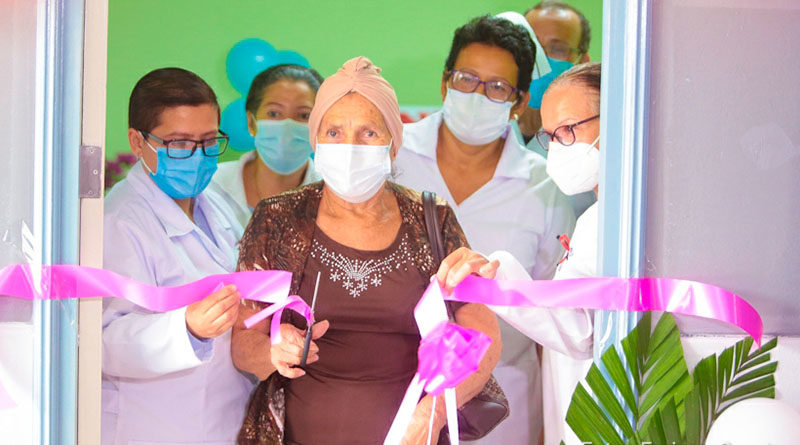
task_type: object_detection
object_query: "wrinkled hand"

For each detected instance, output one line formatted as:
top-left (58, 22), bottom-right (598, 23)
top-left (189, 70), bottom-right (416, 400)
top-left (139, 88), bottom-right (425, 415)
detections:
top-left (185, 284), bottom-right (241, 339)
top-left (401, 396), bottom-right (445, 445)
top-left (436, 247), bottom-right (499, 294)
top-left (271, 320), bottom-right (330, 379)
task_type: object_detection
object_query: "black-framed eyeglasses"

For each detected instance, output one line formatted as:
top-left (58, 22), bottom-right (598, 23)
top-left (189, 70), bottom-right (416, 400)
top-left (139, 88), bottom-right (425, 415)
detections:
top-left (445, 69), bottom-right (519, 103)
top-left (535, 115), bottom-right (599, 149)
top-left (140, 130), bottom-right (229, 159)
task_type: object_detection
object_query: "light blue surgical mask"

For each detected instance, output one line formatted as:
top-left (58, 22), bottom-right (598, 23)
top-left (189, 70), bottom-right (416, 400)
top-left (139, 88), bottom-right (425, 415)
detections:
top-left (254, 119), bottom-right (312, 174)
top-left (528, 57), bottom-right (574, 109)
top-left (142, 140), bottom-right (218, 199)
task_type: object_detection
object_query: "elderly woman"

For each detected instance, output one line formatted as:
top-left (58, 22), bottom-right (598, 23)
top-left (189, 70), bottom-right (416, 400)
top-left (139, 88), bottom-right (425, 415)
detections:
top-left (231, 57), bottom-right (502, 445)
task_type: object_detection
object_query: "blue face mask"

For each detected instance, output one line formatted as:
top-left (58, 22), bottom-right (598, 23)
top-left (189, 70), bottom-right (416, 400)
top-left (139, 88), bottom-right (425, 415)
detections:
top-left (254, 119), bottom-right (312, 174)
top-left (142, 140), bottom-right (219, 199)
top-left (528, 57), bottom-right (574, 109)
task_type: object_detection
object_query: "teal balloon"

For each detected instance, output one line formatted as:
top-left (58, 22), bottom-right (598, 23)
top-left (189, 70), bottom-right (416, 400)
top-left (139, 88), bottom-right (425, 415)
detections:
top-left (220, 98), bottom-right (254, 151)
top-left (226, 38), bottom-right (278, 94)
top-left (276, 50), bottom-right (310, 68)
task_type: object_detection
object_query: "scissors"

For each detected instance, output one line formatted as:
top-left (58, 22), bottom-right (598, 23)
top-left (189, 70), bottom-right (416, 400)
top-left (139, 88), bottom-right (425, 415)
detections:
top-left (299, 271), bottom-right (321, 368)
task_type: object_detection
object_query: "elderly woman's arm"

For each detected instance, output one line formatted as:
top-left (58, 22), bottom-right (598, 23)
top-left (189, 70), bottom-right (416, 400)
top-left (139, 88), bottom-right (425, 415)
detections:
top-left (402, 247), bottom-right (503, 444)
top-left (232, 303), bottom-right (330, 381)
top-left (231, 304), bottom-right (275, 380)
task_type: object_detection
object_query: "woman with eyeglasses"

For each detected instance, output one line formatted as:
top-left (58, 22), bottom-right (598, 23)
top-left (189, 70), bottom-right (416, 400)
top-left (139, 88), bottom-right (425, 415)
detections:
top-left (537, 61), bottom-right (601, 445)
top-left (210, 65), bottom-right (323, 228)
top-left (393, 15), bottom-right (591, 445)
top-left (102, 68), bottom-right (254, 444)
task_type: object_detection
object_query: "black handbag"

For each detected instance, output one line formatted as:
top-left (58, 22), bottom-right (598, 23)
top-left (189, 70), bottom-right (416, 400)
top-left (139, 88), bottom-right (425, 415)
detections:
top-left (421, 191), bottom-right (510, 441)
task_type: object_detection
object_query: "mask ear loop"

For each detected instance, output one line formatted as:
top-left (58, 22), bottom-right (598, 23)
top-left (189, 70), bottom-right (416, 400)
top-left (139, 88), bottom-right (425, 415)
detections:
top-left (590, 134), bottom-right (600, 148)
top-left (139, 134), bottom-right (159, 175)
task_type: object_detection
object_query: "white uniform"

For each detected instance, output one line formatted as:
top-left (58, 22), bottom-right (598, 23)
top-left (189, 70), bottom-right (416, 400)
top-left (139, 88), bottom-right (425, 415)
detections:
top-left (209, 150), bottom-right (319, 228)
top-left (393, 111), bottom-right (582, 444)
top-left (102, 162), bottom-right (254, 445)
top-left (544, 202), bottom-right (599, 445)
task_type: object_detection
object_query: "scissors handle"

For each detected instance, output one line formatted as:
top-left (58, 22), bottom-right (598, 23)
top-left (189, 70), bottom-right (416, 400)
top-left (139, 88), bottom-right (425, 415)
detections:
top-left (299, 324), bottom-right (313, 368)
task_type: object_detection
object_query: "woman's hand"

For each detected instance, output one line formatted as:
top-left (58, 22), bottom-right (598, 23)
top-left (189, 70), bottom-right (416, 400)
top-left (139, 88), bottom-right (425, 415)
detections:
top-left (401, 395), bottom-right (446, 445)
top-left (270, 320), bottom-right (330, 379)
top-left (436, 247), bottom-right (500, 294)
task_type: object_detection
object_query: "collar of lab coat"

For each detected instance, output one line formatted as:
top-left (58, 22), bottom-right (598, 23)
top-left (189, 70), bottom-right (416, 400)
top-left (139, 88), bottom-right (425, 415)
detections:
top-left (401, 111), bottom-right (533, 181)
top-left (126, 161), bottom-right (233, 238)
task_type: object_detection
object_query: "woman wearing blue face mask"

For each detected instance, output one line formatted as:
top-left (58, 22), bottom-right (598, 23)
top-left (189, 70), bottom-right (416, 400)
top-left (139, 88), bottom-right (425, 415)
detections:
top-left (103, 68), bottom-right (253, 444)
top-left (393, 15), bottom-right (587, 445)
top-left (210, 65), bottom-right (323, 227)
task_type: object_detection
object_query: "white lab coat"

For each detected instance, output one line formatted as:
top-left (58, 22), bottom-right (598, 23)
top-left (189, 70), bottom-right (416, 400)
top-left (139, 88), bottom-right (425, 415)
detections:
top-left (393, 112), bottom-right (584, 444)
top-left (208, 150), bottom-right (319, 228)
top-left (102, 162), bottom-right (254, 445)
top-left (544, 202), bottom-right (599, 445)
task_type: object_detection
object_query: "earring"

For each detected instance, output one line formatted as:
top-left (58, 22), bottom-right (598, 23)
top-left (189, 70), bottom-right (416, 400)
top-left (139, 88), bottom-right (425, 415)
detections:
top-left (512, 113), bottom-right (519, 120)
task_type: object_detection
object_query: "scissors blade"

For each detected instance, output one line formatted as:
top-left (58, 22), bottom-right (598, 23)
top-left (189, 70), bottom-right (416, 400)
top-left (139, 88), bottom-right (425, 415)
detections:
top-left (300, 272), bottom-right (322, 368)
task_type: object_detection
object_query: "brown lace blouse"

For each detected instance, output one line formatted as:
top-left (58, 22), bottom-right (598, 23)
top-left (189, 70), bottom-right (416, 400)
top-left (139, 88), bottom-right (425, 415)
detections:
top-left (236, 181), bottom-right (469, 445)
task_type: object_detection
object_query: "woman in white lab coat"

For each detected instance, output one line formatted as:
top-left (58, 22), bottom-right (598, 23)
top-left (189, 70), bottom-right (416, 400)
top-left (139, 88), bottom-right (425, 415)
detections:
top-left (209, 65), bottom-right (323, 228)
top-left (102, 68), bottom-right (254, 445)
top-left (392, 15), bottom-right (587, 444)
top-left (536, 62), bottom-right (602, 445)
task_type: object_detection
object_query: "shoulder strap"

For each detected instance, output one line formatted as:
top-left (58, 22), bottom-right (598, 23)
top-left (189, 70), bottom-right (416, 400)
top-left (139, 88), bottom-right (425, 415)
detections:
top-left (422, 190), bottom-right (445, 268)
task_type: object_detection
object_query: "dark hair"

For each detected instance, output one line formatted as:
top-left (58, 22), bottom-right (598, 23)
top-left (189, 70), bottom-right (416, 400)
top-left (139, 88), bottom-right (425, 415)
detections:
top-left (444, 15), bottom-right (535, 94)
top-left (128, 67), bottom-right (219, 132)
top-left (245, 64), bottom-right (324, 115)
top-left (529, 1), bottom-right (591, 56)
top-left (550, 62), bottom-right (601, 112)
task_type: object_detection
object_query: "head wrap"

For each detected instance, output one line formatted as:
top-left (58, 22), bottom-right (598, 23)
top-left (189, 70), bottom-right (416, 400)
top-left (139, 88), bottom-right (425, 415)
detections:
top-left (308, 56), bottom-right (403, 153)
top-left (495, 11), bottom-right (552, 79)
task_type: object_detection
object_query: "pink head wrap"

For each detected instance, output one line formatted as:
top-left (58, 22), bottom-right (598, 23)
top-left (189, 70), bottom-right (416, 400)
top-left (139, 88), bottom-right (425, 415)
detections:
top-left (308, 56), bottom-right (403, 153)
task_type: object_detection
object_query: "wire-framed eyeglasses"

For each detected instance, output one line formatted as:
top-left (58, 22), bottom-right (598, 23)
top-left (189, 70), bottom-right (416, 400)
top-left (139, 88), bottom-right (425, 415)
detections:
top-left (535, 115), bottom-right (599, 149)
top-left (445, 70), bottom-right (519, 103)
top-left (140, 130), bottom-right (229, 159)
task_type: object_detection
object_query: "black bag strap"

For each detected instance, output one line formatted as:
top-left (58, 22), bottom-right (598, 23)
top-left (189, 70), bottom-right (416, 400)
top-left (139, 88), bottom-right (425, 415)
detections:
top-left (422, 191), bottom-right (445, 267)
top-left (422, 191), bottom-right (456, 322)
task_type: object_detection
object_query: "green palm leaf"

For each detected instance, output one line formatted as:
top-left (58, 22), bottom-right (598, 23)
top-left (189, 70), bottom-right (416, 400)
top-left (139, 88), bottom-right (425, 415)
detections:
top-left (565, 313), bottom-right (692, 444)
top-left (684, 336), bottom-right (778, 443)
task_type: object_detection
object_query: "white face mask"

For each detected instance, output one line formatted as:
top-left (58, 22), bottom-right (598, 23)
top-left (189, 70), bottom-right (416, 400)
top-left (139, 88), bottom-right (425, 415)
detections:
top-left (314, 142), bottom-right (392, 203)
top-left (441, 88), bottom-right (513, 145)
top-left (546, 135), bottom-right (600, 195)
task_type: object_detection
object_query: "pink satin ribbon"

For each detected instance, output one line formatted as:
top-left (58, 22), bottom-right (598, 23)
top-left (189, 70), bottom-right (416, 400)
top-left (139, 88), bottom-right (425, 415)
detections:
top-left (0, 263), bottom-right (764, 426)
top-left (446, 275), bottom-right (763, 346)
top-left (0, 264), bottom-right (293, 411)
top-left (417, 322), bottom-right (491, 397)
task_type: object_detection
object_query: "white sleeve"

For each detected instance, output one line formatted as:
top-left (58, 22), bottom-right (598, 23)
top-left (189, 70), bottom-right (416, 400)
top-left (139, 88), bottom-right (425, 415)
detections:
top-left (531, 187), bottom-right (576, 280)
top-left (487, 250), bottom-right (593, 359)
top-left (101, 216), bottom-right (209, 379)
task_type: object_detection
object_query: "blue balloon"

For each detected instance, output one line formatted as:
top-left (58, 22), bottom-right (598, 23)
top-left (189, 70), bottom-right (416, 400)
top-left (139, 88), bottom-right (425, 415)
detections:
top-left (220, 98), bottom-right (254, 151)
top-left (276, 50), bottom-right (310, 68)
top-left (226, 38), bottom-right (278, 95)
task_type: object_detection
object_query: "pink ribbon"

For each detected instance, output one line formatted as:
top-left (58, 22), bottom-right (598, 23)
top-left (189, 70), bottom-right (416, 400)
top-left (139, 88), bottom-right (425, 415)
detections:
top-left (0, 264), bottom-right (291, 311)
top-left (417, 322), bottom-right (491, 397)
top-left (0, 264), bottom-right (293, 411)
top-left (0, 263), bottom-right (764, 423)
top-left (446, 275), bottom-right (763, 346)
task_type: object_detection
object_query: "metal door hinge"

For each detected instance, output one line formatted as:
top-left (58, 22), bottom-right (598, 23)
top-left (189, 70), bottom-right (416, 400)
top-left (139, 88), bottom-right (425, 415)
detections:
top-left (79, 145), bottom-right (103, 198)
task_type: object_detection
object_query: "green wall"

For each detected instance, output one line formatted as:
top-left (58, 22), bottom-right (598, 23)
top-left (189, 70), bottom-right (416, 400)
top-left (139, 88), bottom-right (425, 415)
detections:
top-left (106, 0), bottom-right (602, 160)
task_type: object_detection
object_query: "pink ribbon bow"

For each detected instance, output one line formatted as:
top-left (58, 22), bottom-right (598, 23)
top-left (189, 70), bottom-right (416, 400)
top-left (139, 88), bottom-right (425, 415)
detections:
top-left (417, 322), bottom-right (491, 397)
